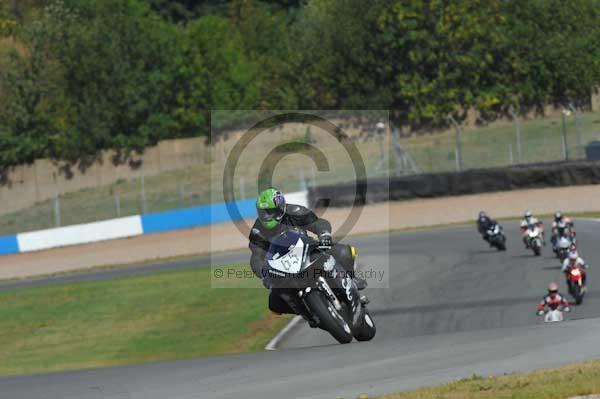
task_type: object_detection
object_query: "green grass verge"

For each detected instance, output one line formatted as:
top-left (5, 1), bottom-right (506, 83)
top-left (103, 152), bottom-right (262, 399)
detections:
top-left (377, 360), bottom-right (600, 399)
top-left (0, 264), bottom-right (291, 376)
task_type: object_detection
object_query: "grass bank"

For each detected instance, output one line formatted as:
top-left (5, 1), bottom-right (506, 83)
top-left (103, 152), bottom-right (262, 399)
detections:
top-left (0, 264), bottom-right (290, 376)
top-left (377, 360), bottom-right (600, 399)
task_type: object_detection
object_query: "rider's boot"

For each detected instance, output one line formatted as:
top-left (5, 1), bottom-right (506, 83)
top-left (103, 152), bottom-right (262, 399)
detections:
top-left (354, 276), bottom-right (368, 291)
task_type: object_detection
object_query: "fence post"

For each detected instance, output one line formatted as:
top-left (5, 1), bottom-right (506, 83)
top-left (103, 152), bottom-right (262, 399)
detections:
top-left (561, 110), bottom-right (569, 161)
top-left (140, 173), bottom-right (147, 214)
top-left (568, 103), bottom-right (582, 153)
top-left (299, 168), bottom-right (306, 191)
top-left (179, 183), bottom-right (185, 206)
top-left (54, 196), bottom-right (61, 228)
top-left (115, 193), bottom-right (121, 217)
top-left (509, 105), bottom-right (522, 164)
top-left (447, 115), bottom-right (462, 173)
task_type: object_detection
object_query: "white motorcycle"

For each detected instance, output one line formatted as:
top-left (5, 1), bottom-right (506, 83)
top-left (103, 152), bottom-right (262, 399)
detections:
top-left (555, 235), bottom-right (573, 262)
top-left (486, 223), bottom-right (506, 251)
top-left (526, 225), bottom-right (543, 256)
top-left (539, 307), bottom-right (570, 323)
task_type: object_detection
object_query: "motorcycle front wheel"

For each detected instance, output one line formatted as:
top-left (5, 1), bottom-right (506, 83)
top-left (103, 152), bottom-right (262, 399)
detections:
top-left (572, 284), bottom-right (584, 305)
top-left (304, 290), bottom-right (353, 344)
top-left (495, 237), bottom-right (506, 251)
top-left (533, 242), bottom-right (541, 256)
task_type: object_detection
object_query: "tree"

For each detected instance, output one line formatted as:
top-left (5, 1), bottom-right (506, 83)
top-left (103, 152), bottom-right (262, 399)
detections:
top-left (0, 7), bottom-right (69, 165)
top-left (45, 0), bottom-right (182, 160)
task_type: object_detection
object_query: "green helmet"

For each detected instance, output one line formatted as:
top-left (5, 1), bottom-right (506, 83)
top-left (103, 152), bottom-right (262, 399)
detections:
top-left (256, 188), bottom-right (286, 229)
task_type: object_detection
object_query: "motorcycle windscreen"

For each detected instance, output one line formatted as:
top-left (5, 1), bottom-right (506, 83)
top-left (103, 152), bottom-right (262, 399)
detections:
top-left (558, 237), bottom-right (571, 248)
top-left (266, 231), bottom-right (307, 274)
top-left (488, 225), bottom-right (500, 235)
top-left (546, 310), bottom-right (563, 322)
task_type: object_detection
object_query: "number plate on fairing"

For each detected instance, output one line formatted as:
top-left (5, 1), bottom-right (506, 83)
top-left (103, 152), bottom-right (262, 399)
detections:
top-left (267, 238), bottom-right (305, 274)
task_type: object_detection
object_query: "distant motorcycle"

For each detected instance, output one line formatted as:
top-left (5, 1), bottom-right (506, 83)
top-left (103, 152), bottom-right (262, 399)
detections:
top-left (486, 223), bottom-right (506, 251)
top-left (566, 265), bottom-right (587, 305)
top-left (555, 235), bottom-right (574, 262)
top-left (526, 224), bottom-right (543, 256)
top-left (552, 220), bottom-right (576, 250)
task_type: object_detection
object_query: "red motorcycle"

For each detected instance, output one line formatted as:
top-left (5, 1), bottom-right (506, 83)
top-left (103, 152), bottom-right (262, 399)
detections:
top-left (566, 265), bottom-right (587, 305)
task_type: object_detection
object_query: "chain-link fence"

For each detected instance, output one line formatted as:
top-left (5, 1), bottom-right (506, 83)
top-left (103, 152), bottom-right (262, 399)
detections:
top-left (0, 108), bottom-right (599, 236)
top-left (398, 108), bottom-right (600, 175)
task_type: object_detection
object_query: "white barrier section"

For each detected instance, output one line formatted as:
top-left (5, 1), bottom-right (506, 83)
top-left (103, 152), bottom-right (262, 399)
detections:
top-left (17, 216), bottom-right (144, 253)
top-left (285, 190), bottom-right (308, 208)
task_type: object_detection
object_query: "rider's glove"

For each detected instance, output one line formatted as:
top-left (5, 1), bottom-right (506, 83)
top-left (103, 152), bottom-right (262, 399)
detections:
top-left (564, 306), bottom-right (571, 313)
top-left (537, 310), bottom-right (545, 316)
top-left (318, 233), bottom-right (332, 248)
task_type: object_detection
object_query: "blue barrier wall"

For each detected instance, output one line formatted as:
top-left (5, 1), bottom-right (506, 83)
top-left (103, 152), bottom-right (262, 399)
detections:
top-left (0, 235), bottom-right (19, 255)
top-left (141, 198), bottom-right (257, 234)
top-left (1, 193), bottom-right (308, 255)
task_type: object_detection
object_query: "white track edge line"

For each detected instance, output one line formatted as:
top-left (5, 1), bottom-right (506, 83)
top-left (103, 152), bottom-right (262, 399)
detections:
top-left (264, 315), bottom-right (302, 351)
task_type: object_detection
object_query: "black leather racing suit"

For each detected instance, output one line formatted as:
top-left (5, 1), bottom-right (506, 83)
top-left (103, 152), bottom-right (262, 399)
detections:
top-left (477, 216), bottom-right (496, 240)
top-left (248, 203), bottom-right (355, 314)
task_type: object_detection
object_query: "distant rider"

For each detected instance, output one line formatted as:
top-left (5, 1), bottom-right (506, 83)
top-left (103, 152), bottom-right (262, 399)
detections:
top-left (562, 250), bottom-right (588, 276)
top-left (551, 211), bottom-right (575, 248)
top-left (536, 282), bottom-right (570, 316)
top-left (248, 188), bottom-right (366, 316)
top-left (476, 211), bottom-right (497, 246)
top-left (520, 211), bottom-right (544, 248)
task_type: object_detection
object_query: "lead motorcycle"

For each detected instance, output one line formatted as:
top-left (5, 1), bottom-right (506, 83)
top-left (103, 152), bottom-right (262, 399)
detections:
top-left (266, 228), bottom-right (376, 344)
top-left (539, 308), bottom-right (569, 323)
top-left (486, 223), bottom-right (506, 251)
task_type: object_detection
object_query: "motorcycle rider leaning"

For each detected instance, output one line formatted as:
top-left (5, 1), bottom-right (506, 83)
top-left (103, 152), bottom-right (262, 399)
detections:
top-left (536, 282), bottom-right (570, 316)
top-left (520, 211), bottom-right (545, 248)
top-left (248, 188), bottom-right (366, 316)
top-left (476, 211), bottom-right (497, 245)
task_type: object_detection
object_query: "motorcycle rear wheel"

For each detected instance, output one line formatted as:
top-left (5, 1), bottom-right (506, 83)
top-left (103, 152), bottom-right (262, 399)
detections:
top-left (353, 308), bottom-right (376, 342)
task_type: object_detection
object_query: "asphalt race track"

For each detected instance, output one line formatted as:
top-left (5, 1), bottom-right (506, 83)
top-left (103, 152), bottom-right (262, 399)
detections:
top-left (2, 219), bottom-right (600, 399)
